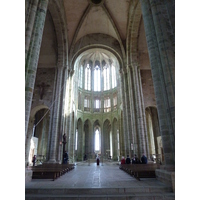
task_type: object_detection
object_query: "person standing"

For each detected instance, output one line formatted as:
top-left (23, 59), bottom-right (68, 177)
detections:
top-left (64, 151), bottom-right (68, 164)
top-left (96, 155), bottom-right (100, 166)
top-left (32, 155), bottom-right (36, 166)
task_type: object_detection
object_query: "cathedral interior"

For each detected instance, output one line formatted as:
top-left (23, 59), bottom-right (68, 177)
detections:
top-left (25, 0), bottom-right (175, 198)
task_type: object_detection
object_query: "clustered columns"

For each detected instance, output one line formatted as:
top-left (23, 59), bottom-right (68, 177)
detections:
top-left (25, 0), bottom-right (49, 139)
top-left (121, 68), bottom-right (131, 156)
top-left (48, 66), bottom-right (65, 163)
top-left (140, 0), bottom-right (175, 167)
top-left (134, 65), bottom-right (149, 157)
top-left (64, 69), bottom-right (76, 163)
top-left (119, 69), bottom-right (128, 158)
top-left (121, 64), bottom-right (149, 159)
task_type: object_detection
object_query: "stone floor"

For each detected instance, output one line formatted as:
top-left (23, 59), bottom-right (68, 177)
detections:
top-left (25, 160), bottom-right (175, 199)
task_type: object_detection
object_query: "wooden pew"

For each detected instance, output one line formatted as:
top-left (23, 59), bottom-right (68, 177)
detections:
top-left (31, 163), bottom-right (74, 181)
top-left (119, 163), bottom-right (160, 180)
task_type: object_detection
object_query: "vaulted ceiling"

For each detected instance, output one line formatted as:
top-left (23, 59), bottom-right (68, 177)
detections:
top-left (63, 0), bottom-right (130, 50)
top-left (39, 0), bottom-right (150, 70)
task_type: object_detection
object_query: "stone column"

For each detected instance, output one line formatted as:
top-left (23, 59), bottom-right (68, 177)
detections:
top-left (25, 0), bottom-right (39, 62)
top-left (68, 70), bottom-right (75, 162)
top-left (140, 0), bottom-right (175, 166)
top-left (126, 66), bottom-right (136, 158)
top-left (48, 66), bottom-right (64, 163)
top-left (64, 70), bottom-right (72, 158)
top-left (77, 122), bottom-right (83, 161)
top-left (59, 67), bottom-right (68, 163)
top-left (25, 0), bottom-right (49, 139)
top-left (136, 67), bottom-right (149, 158)
top-left (112, 120), bottom-right (118, 160)
top-left (120, 68), bottom-right (131, 155)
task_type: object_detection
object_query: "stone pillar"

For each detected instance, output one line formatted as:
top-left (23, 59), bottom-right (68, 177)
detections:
top-left (136, 67), bottom-right (149, 158)
top-left (25, 0), bottom-right (39, 62)
top-left (112, 120), bottom-right (118, 161)
top-left (127, 66), bottom-right (138, 158)
top-left (77, 122), bottom-right (83, 161)
top-left (25, 0), bottom-right (49, 139)
top-left (48, 66), bottom-right (64, 163)
top-left (58, 67), bottom-right (68, 163)
top-left (120, 68), bottom-right (131, 155)
top-left (64, 70), bottom-right (73, 159)
top-left (68, 70), bottom-right (75, 162)
top-left (140, 0), bottom-right (175, 166)
top-left (118, 70), bottom-right (125, 157)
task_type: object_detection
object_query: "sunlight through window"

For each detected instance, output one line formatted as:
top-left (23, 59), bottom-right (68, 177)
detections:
top-left (95, 129), bottom-right (99, 150)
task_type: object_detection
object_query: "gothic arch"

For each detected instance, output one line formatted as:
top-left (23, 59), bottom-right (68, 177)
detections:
top-left (48, 0), bottom-right (68, 67)
top-left (126, 0), bottom-right (142, 66)
top-left (70, 34), bottom-right (123, 71)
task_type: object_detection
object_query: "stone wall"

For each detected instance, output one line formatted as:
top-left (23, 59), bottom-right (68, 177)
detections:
top-left (32, 68), bottom-right (56, 108)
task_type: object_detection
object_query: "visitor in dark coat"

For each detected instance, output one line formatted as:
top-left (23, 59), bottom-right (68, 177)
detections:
top-left (141, 154), bottom-right (148, 164)
top-left (126, 155), bottom-right (131, 164)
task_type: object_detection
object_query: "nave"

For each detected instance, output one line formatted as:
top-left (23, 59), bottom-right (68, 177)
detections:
top-left (25, 160), bottom-right (175, 199)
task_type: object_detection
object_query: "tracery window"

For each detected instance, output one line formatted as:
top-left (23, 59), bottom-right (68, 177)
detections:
top-left (111, 64), bottom-right (117, 88)
top-left (78, 65), bottom-right (83, 88)
top-left (94, 62), bottom-right (101, 91)
top-left (85, 64), bottom-right (91, 91)
top-left (103, 64), bottom-right (110, 91)
top-left (76, 50), bottom-right (119, 114)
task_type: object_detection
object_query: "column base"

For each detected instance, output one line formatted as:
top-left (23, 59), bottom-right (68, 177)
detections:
top-left (156, 165), bottom-right (175, 193)
top-left (25, 168), bottom-right (32, 182)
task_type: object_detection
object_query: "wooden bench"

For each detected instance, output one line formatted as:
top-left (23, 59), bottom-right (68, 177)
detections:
top-left (119, 163), bottom-right (160, 180)
top-left (31, 163), bottom-right (74, 181)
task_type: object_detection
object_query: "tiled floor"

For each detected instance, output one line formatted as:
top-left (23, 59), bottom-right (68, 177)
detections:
top-left (25, 160), bottom-right (169, 189)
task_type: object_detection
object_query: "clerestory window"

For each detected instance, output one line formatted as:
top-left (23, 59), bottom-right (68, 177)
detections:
top-left (111, 64), bottom-right (117, 88)
top-left (78, 65), bottom-right (83, 88)
top-left (94, 64), bottom-right (101, 91)
top-left (85, 64), bottom-right (91, 91)
top-left (103, 65), bottom-right (110, 91)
